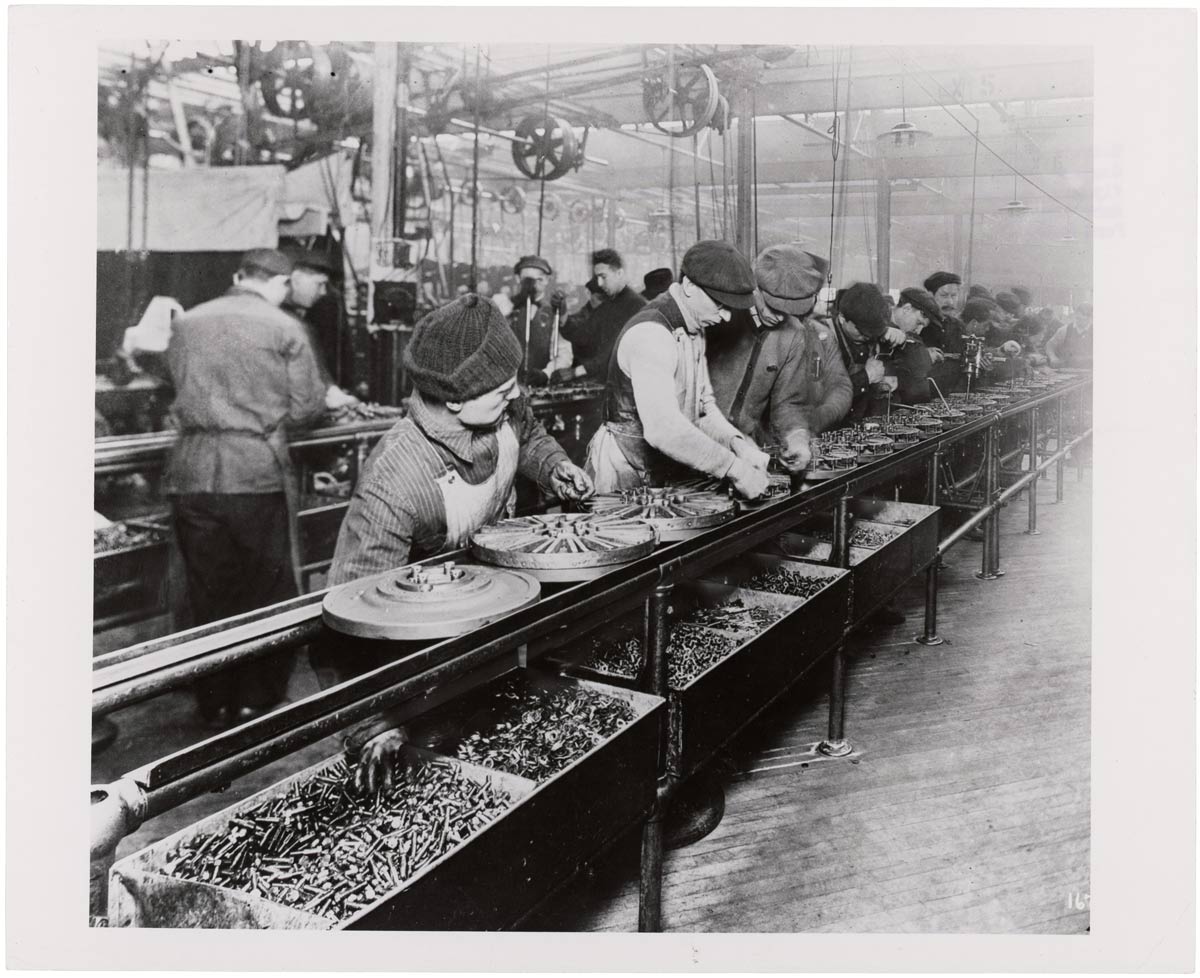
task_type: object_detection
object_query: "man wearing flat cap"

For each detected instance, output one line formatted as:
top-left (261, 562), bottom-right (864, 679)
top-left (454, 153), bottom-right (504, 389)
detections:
top-left (323, 293), bottom-right (593, 792)
top-left (282, 248), bottom-right (360, 411)
top-left (830, 282), bottom-right (913, 418)
top-left (585, 239), bottom-right (771, 499)
top-left (508, 255), bottom-right (573, 386)
top-left (164, 247), bottom-right (329, 727)
top-left (707, 245), bottom-right (852, 474)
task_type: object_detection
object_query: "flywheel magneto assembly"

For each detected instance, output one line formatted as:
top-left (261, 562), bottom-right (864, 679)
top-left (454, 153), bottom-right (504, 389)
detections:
top-left (584, 483), bottom-right (736, 542)
top-left (470, 513), bottom-right (658, 583)
top-left (323, 560), bottom-right (540, 640)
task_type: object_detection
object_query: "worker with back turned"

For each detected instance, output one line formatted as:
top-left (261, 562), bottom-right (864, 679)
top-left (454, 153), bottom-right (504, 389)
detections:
top-left (583, 239), bottom-right (770, 499)
top-left (163, 248), bottom-right (328, 728)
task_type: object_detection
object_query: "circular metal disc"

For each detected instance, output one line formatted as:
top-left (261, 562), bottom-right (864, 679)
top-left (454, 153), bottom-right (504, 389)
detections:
top-left (469, 512), bottom-right (657, 582)
top-left (584, 483), bottom-right (736, 542)
top-left (322, 561), bottom-right (541, 640)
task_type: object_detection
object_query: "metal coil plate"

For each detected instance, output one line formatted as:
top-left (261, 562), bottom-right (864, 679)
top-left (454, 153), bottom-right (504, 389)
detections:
top-left (323, 561), bottom-right (541, 640)
top-left (584, 484), bottom-right (736, 541)
top-left (469, 513), bottom-right (658, 582)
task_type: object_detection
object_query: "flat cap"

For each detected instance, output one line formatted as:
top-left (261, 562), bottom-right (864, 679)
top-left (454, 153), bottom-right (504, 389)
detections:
top-left (239, 248), bottom-right (293, 277)
top-left (994, 291), bottom-right (1021, 315)
top-left (514, 255), bottom-right (553, 276)
top-left (899, 287), bottom-right (943, 324)
top-left (962, 297), bottom-right (1000, 324)
top-left (967, 284), bottom-right (993, 300)
top-left (754, 244), bottom-right (827, 315)
top-left (838, 281), bottom-right (891, 340)
top-left (923, 271), bottom-right (961, 295)
top-left (1011, 285), bottom-right (1033, 306)
top-left (285, 249), bottom-right (337, 274)
top-left (680, 239), bottom-right (756, 310)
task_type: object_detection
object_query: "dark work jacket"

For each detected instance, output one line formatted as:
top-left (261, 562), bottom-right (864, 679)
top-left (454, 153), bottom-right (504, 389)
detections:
top-left (560, 286), bottom-right (646, 379)
top-left (508, 297), bottom-right (563, 376)
top-left (282, 300), bottom-right (335, 389)
top-left (881, 337), bottom-right (934, 405)
top-left (923, 314), bottom-right (966, 394)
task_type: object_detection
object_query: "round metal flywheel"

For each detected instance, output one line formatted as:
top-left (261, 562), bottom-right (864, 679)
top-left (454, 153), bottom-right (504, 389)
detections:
top-left (643, 63), bottom-right (720, 138)
top-left (323, 560), bottom-right (540, 640)
top-left (511, 114), bottom-right (580, 181)
top-left (470, 513), bottom-right (657, 582)
top-left (584, 483), bottom-right (735, 541)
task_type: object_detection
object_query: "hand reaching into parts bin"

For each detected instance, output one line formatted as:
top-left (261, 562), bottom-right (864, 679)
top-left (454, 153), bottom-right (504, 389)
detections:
top-left (351, 727), bottom-right (410, 795)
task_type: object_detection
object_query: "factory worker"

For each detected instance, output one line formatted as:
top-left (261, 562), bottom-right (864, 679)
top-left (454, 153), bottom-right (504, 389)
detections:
top-left (559, 248), bottom-right (647, 381)
top-left (584, 239), bottom-right (771, 499)
top-left (1045, 303), bottom-right (1093, 368)
top-left (886, 289), bottom-right (938, 403)
top-left (327, 293), bottom-right (592, 589)
top-left (922, 271), bottom-right (968, 393)
top-left (830, 282), bottom-right (912, 419)
top-left (707, 244), bottom-right (851, 474)
top-left (507, 255), bottom-right (573, 387)
top-left (282, 249), bottom-right (359, 410)
top-left (164, 247), bottom-right (328, 728)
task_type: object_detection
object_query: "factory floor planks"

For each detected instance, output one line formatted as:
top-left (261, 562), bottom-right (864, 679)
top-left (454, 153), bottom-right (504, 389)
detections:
top-left (522, 472), bottom-right (1092, 934)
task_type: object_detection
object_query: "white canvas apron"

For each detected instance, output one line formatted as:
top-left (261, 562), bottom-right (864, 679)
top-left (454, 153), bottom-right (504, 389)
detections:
top-left (436, 422), bottom-right (521, 547)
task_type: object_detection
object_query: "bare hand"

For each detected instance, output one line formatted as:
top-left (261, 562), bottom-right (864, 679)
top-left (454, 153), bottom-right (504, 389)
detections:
top-left (865, 357), bottom-right (886, 383)
top-left (354, 728), bottom-right (409, 795)
top-left (927, 347), bottom-right (945, 364)
top-left (732, 437), bottom-right (770, 472)
top-left (780, 430), bottom-right (812, 473)
top-left (728, 458), bottom-right (769, 500)
top-left (551, 460), bottom-right (594, 501)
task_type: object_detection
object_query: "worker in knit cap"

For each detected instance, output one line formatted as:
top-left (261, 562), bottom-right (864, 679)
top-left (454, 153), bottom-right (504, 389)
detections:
top-left (706, 244), bottom-right (851, 474)
top-left (328, 292), bottom-right (592, 591)
top-left (584, 239), bottom-right (771, 499)
top-left (322, 293), bottom-right (594, 792)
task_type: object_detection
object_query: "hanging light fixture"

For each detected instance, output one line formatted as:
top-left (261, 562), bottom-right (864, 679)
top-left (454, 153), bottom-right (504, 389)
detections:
top-left (878, 58), bottom-right (931, 150)
top-left (999, 127), bottom-right (1031, 214)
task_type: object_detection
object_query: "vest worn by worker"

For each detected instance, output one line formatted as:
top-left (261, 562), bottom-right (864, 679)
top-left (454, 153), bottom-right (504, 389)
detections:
top-left (600, 294), bottom-right (695, 483)
top-left (509, 300), bottom-right (557, 374)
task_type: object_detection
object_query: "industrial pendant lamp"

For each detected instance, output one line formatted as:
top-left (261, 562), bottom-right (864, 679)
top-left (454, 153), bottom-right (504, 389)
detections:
top-left (878, 59), bottom-right (931, 150)
top-left (999, 129), bottom-right (1031, 214)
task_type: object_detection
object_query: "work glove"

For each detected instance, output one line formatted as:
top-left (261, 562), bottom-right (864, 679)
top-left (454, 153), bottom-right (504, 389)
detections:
top-left (351, 727), bottom-right (409, 795)
top-left (524, 369), bottom-right (550, 388)
top-left (780, 430), bottom-right (813, 473)
top-left (550, 460), bottom-right (594, 501)
top-left (864, 357), bottom-right (886, 383)
top-left (731, 436), bottom-right (770, 472)
top-left (728, 457), bottom-right (770, 500)
top-left (549, 289), bottom-right (568, 314)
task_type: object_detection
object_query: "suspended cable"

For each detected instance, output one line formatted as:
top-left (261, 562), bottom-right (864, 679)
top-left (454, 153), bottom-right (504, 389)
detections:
top-left (693, 132), bottom-right (702, 241)
top-left (825, 45), bottom-right (841, 287)
top-left (751, 90), bottom-right (759, 256)
top-left (469, 44), bottom-right (482, 285)
top-left (666, 46), bottom-right (678, 274)
top-left (965, 118), bottom-right (980, 285)
top-left (534, 46), bottom-right (553, 255)
top-left (901, 68), bottom-right (1093, 226)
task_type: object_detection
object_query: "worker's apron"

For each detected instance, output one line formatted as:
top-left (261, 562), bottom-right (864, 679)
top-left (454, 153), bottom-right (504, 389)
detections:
top-left (585, 327), bottom-right (705, 493)
top-left (437, 423), bottom-right (521, 547)
top-left (264, 426), bottom-right (305, 595)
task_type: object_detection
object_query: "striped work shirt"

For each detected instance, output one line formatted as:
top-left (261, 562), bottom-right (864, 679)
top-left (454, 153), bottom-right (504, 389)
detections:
top-left (327, 391), bottom-right (569, 585)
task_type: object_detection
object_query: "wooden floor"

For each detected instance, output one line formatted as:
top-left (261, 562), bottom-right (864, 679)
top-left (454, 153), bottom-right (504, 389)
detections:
top-left (94, 467), bottom-right (1091, 935)
top-left (523, 468), bottom-right (1092, 934)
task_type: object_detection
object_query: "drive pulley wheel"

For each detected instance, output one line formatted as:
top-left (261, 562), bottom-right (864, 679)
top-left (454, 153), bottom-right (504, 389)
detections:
top-left (511, 114), bottom-right (579, 181)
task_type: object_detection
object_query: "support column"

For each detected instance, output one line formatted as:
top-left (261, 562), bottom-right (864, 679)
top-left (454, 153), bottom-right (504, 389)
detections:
top-left (818, 496), bottom-right (854, 758)
top-left (638, 582), bottom-right (673, 933)
top-left (875, 176), bottom-right (892, 293)
top-left (370, 42), bottom-right (399, 328)
top-left (734, 87), bottom-right (755, 261)
top-left (916, 448), bottom-right (945, 646)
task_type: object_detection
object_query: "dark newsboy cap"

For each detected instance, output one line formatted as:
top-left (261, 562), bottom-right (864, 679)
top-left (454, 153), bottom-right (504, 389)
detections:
top-left (679, 239), bottom-right (756, 310)
top-left (754, 244), bottom-right (827, 315)
top-left (514, 255), bottom-right (553, 277)
top-left (286, 249), bottom-right (338, 274)
top-left (923, 271), bottom-right (961, 295)
top-left (838, 282), bottom-right (891, 340)
top-left (899, 287), bottom-right (943, 325)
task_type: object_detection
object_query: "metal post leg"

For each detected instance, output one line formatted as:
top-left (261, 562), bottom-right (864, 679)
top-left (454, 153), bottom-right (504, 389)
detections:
top-left (817, 644), bottom-right (852, 757)
top-left (917, 449), bottom-right (944, 646)
top-left (977, 424), bottom-right (1001, 580)
top-left (1055, 395), bottom-right (1065, 502)
top-left (1026, 405), bottom-right (1040, 535)
top-left (637, 582), bottom-right (672, 933)
top-left (990, 426), bottom-right (1005, 576)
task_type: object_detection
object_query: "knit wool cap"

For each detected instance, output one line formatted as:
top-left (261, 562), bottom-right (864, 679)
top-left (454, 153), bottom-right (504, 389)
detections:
top-left (513, 255), bottom-right (552, 277)
top-left (680, 239), bottom-right (756, 309)
top-left (403, 294), bottom-right (522, 402)
top-left (1011, 286), bottom-right (1033, 306)
top-left (754, 244), bottom-right (827, 315)
top-left (967, 284), bottom-right (993, 300)
top-left (899, 287), bottom-right (943, 325)
top-left (838, 282), bottom-right (891, 340)
top-left (994, 291), bottom-right (1021, 315)
top-left (239, 248), bottom-right (293, 278)
top-left (923, 271), bottom-right (961, 295)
